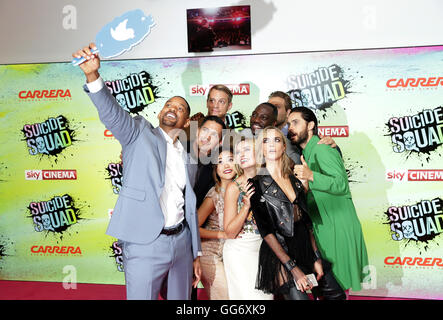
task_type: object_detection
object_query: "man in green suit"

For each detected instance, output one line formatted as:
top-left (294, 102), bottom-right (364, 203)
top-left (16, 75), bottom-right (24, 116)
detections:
top-left (287, 107), bottom-right (369, 294)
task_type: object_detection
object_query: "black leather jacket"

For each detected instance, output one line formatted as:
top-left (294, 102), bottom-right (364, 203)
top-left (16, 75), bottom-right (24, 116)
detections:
top-left (250, 170), bottom-right (312, 250)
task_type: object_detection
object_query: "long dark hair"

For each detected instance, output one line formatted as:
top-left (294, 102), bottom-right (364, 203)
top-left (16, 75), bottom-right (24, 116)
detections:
top-left (289, 107), bottom-right (318, 135)
top-left (212, 145), bottom-right (234, 193)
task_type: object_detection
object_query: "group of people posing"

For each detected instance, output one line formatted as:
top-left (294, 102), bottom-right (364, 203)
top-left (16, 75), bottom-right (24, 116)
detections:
top-left (73, 44), bottom-right (369, 300)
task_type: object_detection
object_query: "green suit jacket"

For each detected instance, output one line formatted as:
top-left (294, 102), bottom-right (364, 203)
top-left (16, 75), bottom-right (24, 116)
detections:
top-left (303, 135), bottom-right (368, 291)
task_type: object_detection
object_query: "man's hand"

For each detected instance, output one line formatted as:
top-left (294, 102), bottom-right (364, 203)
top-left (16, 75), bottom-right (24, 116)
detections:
top-left (192, 257), bottom-right (202, 288)
top-left (72, 42), bottom-right (101, 83)
top-left (317, 135), bottom-right (337, 148)
top-left (293, 155), bottom-right (314, 182)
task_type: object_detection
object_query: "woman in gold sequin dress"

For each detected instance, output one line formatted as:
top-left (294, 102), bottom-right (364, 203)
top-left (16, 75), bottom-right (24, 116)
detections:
top-left (197, 148), bottom-right (236, 299)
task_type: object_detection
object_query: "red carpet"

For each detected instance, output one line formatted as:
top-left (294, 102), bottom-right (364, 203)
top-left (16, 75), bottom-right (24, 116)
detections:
top-left (0, 280), bottom-right (408, 300)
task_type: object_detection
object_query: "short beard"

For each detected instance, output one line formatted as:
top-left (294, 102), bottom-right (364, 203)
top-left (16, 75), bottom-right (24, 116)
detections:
top-left (288, 130), bottom-right (308, 147)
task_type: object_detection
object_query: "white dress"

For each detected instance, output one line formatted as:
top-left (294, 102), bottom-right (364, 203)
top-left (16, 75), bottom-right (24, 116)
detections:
top-left (222, 181), bottom-right (273, 300)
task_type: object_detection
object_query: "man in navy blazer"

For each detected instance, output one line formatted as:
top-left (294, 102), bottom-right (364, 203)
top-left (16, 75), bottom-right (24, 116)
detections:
top-left (73, 43), bottom-right (201, 300)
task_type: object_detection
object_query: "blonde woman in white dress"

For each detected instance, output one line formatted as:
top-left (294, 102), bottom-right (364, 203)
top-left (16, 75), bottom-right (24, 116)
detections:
top-left (223, 137), bottom-right (273, 300)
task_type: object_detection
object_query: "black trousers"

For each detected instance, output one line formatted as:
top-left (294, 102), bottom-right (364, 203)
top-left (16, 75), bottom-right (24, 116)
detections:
top-left (283, 261), bottom-right (346, 300)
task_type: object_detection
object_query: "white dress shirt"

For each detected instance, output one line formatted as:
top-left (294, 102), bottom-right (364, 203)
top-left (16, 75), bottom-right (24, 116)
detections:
top-left (87, 77), bottom-right (188, 228)
top-left (159, 128), bottom-right (187, 227)
top-left (86, 76), bottom-right (105, 93)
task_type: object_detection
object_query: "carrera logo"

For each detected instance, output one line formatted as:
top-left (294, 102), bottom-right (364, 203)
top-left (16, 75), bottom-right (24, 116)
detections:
top-left (104, 129), bottom-right (115, 139)
top-left (386, 169), bottom-right (443, 181)
top-left (25, 170), bottom-right (77, 180)
top-left (386, 77), bottom-right (443, 89)
top-left (189, 84), bottom-right (250, 96)
top-left (384, 256), bottom-right (443, 268)
top-left (19, 89), bottom-right (72, 100)
top-left (318, 126), bottom-right (349, 137)
top-left (30, 245), bottom-right (82, 256)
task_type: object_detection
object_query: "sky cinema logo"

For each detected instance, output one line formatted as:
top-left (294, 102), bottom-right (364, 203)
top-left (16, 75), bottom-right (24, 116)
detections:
top-left (189, 83), bottom-right (250, 96)
top-left (386, 169), bottom-right (443, 182)
top-left (25, 170), bottom-right (77, 180)
top-left (317, 126), bottom-right (349, 137)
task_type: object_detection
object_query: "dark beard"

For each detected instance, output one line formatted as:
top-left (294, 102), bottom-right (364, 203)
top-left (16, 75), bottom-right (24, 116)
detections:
top-left (287, 130), bottom-right (308, 148)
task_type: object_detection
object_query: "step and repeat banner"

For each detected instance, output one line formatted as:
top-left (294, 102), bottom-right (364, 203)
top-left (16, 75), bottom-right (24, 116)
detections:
top-left (0, 45), bottom-right (442, 299)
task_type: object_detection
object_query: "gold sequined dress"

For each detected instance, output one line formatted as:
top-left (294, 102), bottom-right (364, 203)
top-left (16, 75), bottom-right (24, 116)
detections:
top-left (200, 186), bottom-right (229, 300)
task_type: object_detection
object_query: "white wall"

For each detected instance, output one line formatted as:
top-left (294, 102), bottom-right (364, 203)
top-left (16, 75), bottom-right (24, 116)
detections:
top-left (0, 0), bottom-right (442, 64)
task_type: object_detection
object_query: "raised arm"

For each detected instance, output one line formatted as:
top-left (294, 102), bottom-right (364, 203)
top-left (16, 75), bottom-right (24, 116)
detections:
top-left (73, 43), bottom-right (142, 146)
top-left (223, 181), bottom-right (252, 239)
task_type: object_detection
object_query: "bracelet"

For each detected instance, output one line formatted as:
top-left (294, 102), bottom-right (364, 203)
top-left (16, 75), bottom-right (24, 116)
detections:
top-left (284, 259), bottom-right (297, 272)
top-left (314, 250), bottom-right (322, 261)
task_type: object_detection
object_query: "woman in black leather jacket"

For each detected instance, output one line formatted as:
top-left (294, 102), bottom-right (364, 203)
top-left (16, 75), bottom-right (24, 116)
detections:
top-left (249, 127), bottom-right (345, 300)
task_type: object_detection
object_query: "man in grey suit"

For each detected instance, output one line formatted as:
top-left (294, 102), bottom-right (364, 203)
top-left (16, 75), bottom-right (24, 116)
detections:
top-left (73, 43), bottom-right (201, 300)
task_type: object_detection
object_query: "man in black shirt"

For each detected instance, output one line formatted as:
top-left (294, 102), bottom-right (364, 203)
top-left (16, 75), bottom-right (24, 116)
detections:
top-left (191, 115), bottom-right (226, 209)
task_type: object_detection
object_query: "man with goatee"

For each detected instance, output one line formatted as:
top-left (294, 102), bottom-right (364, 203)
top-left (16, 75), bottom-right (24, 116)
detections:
top-left (288, 107), bottom-right (369, 297)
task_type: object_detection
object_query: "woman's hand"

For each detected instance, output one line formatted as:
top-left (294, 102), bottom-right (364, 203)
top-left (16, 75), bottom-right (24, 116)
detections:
top-left (291, 266), bottom-right (313, 293)
top-left (240, 181), bottom-right (255, 209)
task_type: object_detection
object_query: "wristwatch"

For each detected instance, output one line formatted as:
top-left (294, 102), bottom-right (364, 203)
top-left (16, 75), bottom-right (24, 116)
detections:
top-left (284, 259), bottom-right (297, 272)
top-left (314, 250), bottom-right (322, 261)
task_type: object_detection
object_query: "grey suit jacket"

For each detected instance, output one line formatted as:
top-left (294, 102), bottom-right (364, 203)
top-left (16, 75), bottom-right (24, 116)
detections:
top-left (85, 84), bottom-right (201, 259)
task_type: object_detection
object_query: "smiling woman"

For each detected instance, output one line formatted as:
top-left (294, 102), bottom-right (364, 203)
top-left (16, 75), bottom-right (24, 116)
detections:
top-left (249, 127), bottom-right (346, 300)
top-left (197, 148), bottom-right (235, 299)
top-left (222, 137), bottom-right (273, 300)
